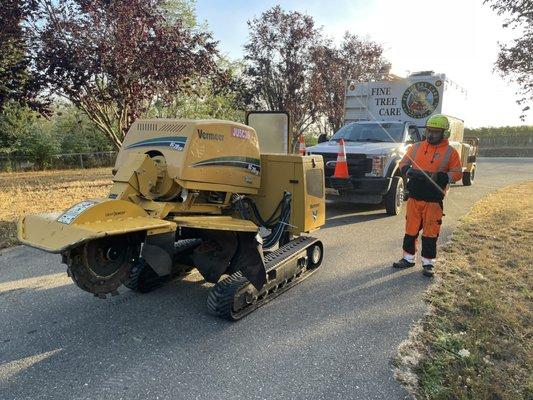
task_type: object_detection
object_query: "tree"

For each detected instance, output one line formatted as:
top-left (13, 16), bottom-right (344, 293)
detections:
top-left (149, 59), bottom-right (248, 123)
top-left (31, 0), bottom-right (224, 149)
top-left (0, 101), bottom-right (59, 169)
top-left (0, 101), bottom-right (38, 151)
top-left (243, 6), bottom-right (323, 141)
top-left (22, 123), bottom-right (60, 170)
top-left (310, 33), bottom-right (388, 133)
top-left (0, 0), bottom-right (47, 114)
top-left (484, 0), bottom-right (532, 120)
top-left (53, 104), bottom-right (113, 154)
top-left (0, 101), bottom-right (112, 170)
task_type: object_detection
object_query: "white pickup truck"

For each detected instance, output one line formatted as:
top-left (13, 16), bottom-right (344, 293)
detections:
top-left (307, 120), bottom-right (422, 215)
top-left (306, 71), bottom-right (477, 215)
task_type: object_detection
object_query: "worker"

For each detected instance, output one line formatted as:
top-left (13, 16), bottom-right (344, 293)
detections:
top-left (392, 114), bottom-right (463, 276)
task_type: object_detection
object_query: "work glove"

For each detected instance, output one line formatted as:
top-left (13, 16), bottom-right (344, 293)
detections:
top-left (431, 171), bottom-right (449, 186)
top-left (407, 169), bottom-right (448, 185)
top-left (405, 167), bottom-right (425, 179)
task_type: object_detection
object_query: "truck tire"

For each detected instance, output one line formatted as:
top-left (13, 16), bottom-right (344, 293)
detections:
top-left (462, 166), bottom-right (475, 186)
top-left (385, 176), bottom-right (404, 216)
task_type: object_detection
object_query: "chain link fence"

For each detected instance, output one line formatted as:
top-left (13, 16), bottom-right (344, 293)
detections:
top-left (0, 151), bottom-right (117, 172)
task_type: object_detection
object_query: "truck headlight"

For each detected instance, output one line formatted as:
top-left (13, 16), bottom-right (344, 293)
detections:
top-left (369, 156), bottom-right (386, 177)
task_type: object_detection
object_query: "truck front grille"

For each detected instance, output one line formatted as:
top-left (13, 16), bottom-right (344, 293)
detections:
top-left (310, 152), bottom-right (372, 178)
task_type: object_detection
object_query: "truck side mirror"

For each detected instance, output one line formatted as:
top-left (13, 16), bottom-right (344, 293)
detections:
top-left (318, 133), bottom-right (328, 143)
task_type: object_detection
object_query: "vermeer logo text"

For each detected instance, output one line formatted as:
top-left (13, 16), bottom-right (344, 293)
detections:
top-left (197, 129), bottom-right (224, 141)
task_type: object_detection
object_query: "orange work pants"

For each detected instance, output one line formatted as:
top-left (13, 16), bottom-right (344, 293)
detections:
top-left (402, 198), bottom-right (443, 259)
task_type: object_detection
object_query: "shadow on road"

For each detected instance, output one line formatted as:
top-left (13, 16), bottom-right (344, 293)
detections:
top-left (324, 201), bottom-right (397, 229)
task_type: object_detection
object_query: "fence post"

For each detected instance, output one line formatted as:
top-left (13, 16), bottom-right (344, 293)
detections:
top-left (79, 154), bottom-right (84, 169)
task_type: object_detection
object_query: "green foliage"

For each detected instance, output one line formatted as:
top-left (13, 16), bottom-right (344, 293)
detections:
top-left (53, 105), bottom-right (112, 154)
top-left (0, 101), bottom-right (38, 151)
top-left (0, 110), bottom-right (60, 169)
top-left (162, 0), bottom-right (198, 28)
top-left (0, 102), bottom-right (112, 170)
top-left (154, 91), bottom-right (245, 123)
top-left (147, 59), bottom-right (247, 123)
top-left (22, 123), bottom-right (60, 170)
top-left (484, 0), bottom-right (532, 120)
top-left (465, 125), bottom-right (533, 137)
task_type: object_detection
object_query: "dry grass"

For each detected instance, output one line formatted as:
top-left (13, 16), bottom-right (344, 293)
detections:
top-left (0, 168), bottom-right (112, 249)
top-left (394, 181), bottom-right (533, 399)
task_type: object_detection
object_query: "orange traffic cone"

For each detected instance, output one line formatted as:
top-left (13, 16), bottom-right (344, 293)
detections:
top-left (298, 134), bottom-right (306, 156)
top-left (333, 138), bottom-right (349, 178)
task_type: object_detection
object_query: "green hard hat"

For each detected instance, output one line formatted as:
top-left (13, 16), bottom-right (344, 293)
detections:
top-left (426, 114), bottom-right (451, 138)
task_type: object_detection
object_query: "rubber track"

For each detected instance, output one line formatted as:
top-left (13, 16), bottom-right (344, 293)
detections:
top-left (206, 272), bottom-right (249, 318)
top-left (207, 237), bottom-right (321, 320)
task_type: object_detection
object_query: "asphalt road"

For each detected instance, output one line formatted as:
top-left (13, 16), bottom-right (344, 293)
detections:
top-left (1, 158), bottom-right (532, 400)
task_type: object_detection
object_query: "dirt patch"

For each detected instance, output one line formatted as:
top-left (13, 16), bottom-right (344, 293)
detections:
top-left (0, 168), bottom-right (112, 249)
top-left (394, 181), bottom-right (533, 399)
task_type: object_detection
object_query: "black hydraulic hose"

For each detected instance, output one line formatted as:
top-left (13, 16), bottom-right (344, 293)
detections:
top-left (242, 192), bottom-right (290, 229)
top-left (237, 192), bottom-right (292, 249)
top-left (262, 193), bottom-right (291, 249)
top-left (263, 216), bottom-right (287, 248)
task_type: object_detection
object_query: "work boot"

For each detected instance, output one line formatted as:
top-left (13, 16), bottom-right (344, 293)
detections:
top-left (422, 264), bottom-right (435, 277)
top-left (392, 258), bottom-right (415, 269)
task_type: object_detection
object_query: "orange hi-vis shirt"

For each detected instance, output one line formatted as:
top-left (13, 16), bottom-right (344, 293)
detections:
top-left (400, 139), bottom-right (462, 202)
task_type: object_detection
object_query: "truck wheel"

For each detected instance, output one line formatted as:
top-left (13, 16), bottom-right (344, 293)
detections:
top-left (462, 166), bottom-right (475, 186)
top-left (385, 176), bottom-right (404, 216)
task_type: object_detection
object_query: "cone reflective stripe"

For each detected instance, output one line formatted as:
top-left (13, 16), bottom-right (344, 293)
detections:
top-left (298, 134), bottom-right (306, 156)
top-left (333, 138), bottom-right (349, 178)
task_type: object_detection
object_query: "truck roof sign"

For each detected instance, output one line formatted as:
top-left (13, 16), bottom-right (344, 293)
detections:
top-left (345, 72), bottom-right (466, 126)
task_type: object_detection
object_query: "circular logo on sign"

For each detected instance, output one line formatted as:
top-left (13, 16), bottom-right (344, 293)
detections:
top-left (401, 82), bottom-right (440, 119)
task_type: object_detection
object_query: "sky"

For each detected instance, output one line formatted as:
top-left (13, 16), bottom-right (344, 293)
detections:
top-left (195, 0), bottom-right (529, 128)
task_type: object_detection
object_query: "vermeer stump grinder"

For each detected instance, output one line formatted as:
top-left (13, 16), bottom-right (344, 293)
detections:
top-left (18, 119), bottom-right (325, 320)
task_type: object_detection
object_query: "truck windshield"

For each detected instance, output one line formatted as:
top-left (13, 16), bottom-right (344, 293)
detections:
top-left (331, 122), bottom-right (404, 143)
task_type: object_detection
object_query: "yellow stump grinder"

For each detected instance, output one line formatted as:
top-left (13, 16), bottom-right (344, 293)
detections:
top-left (18, 118), bottom-right (325, 320)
